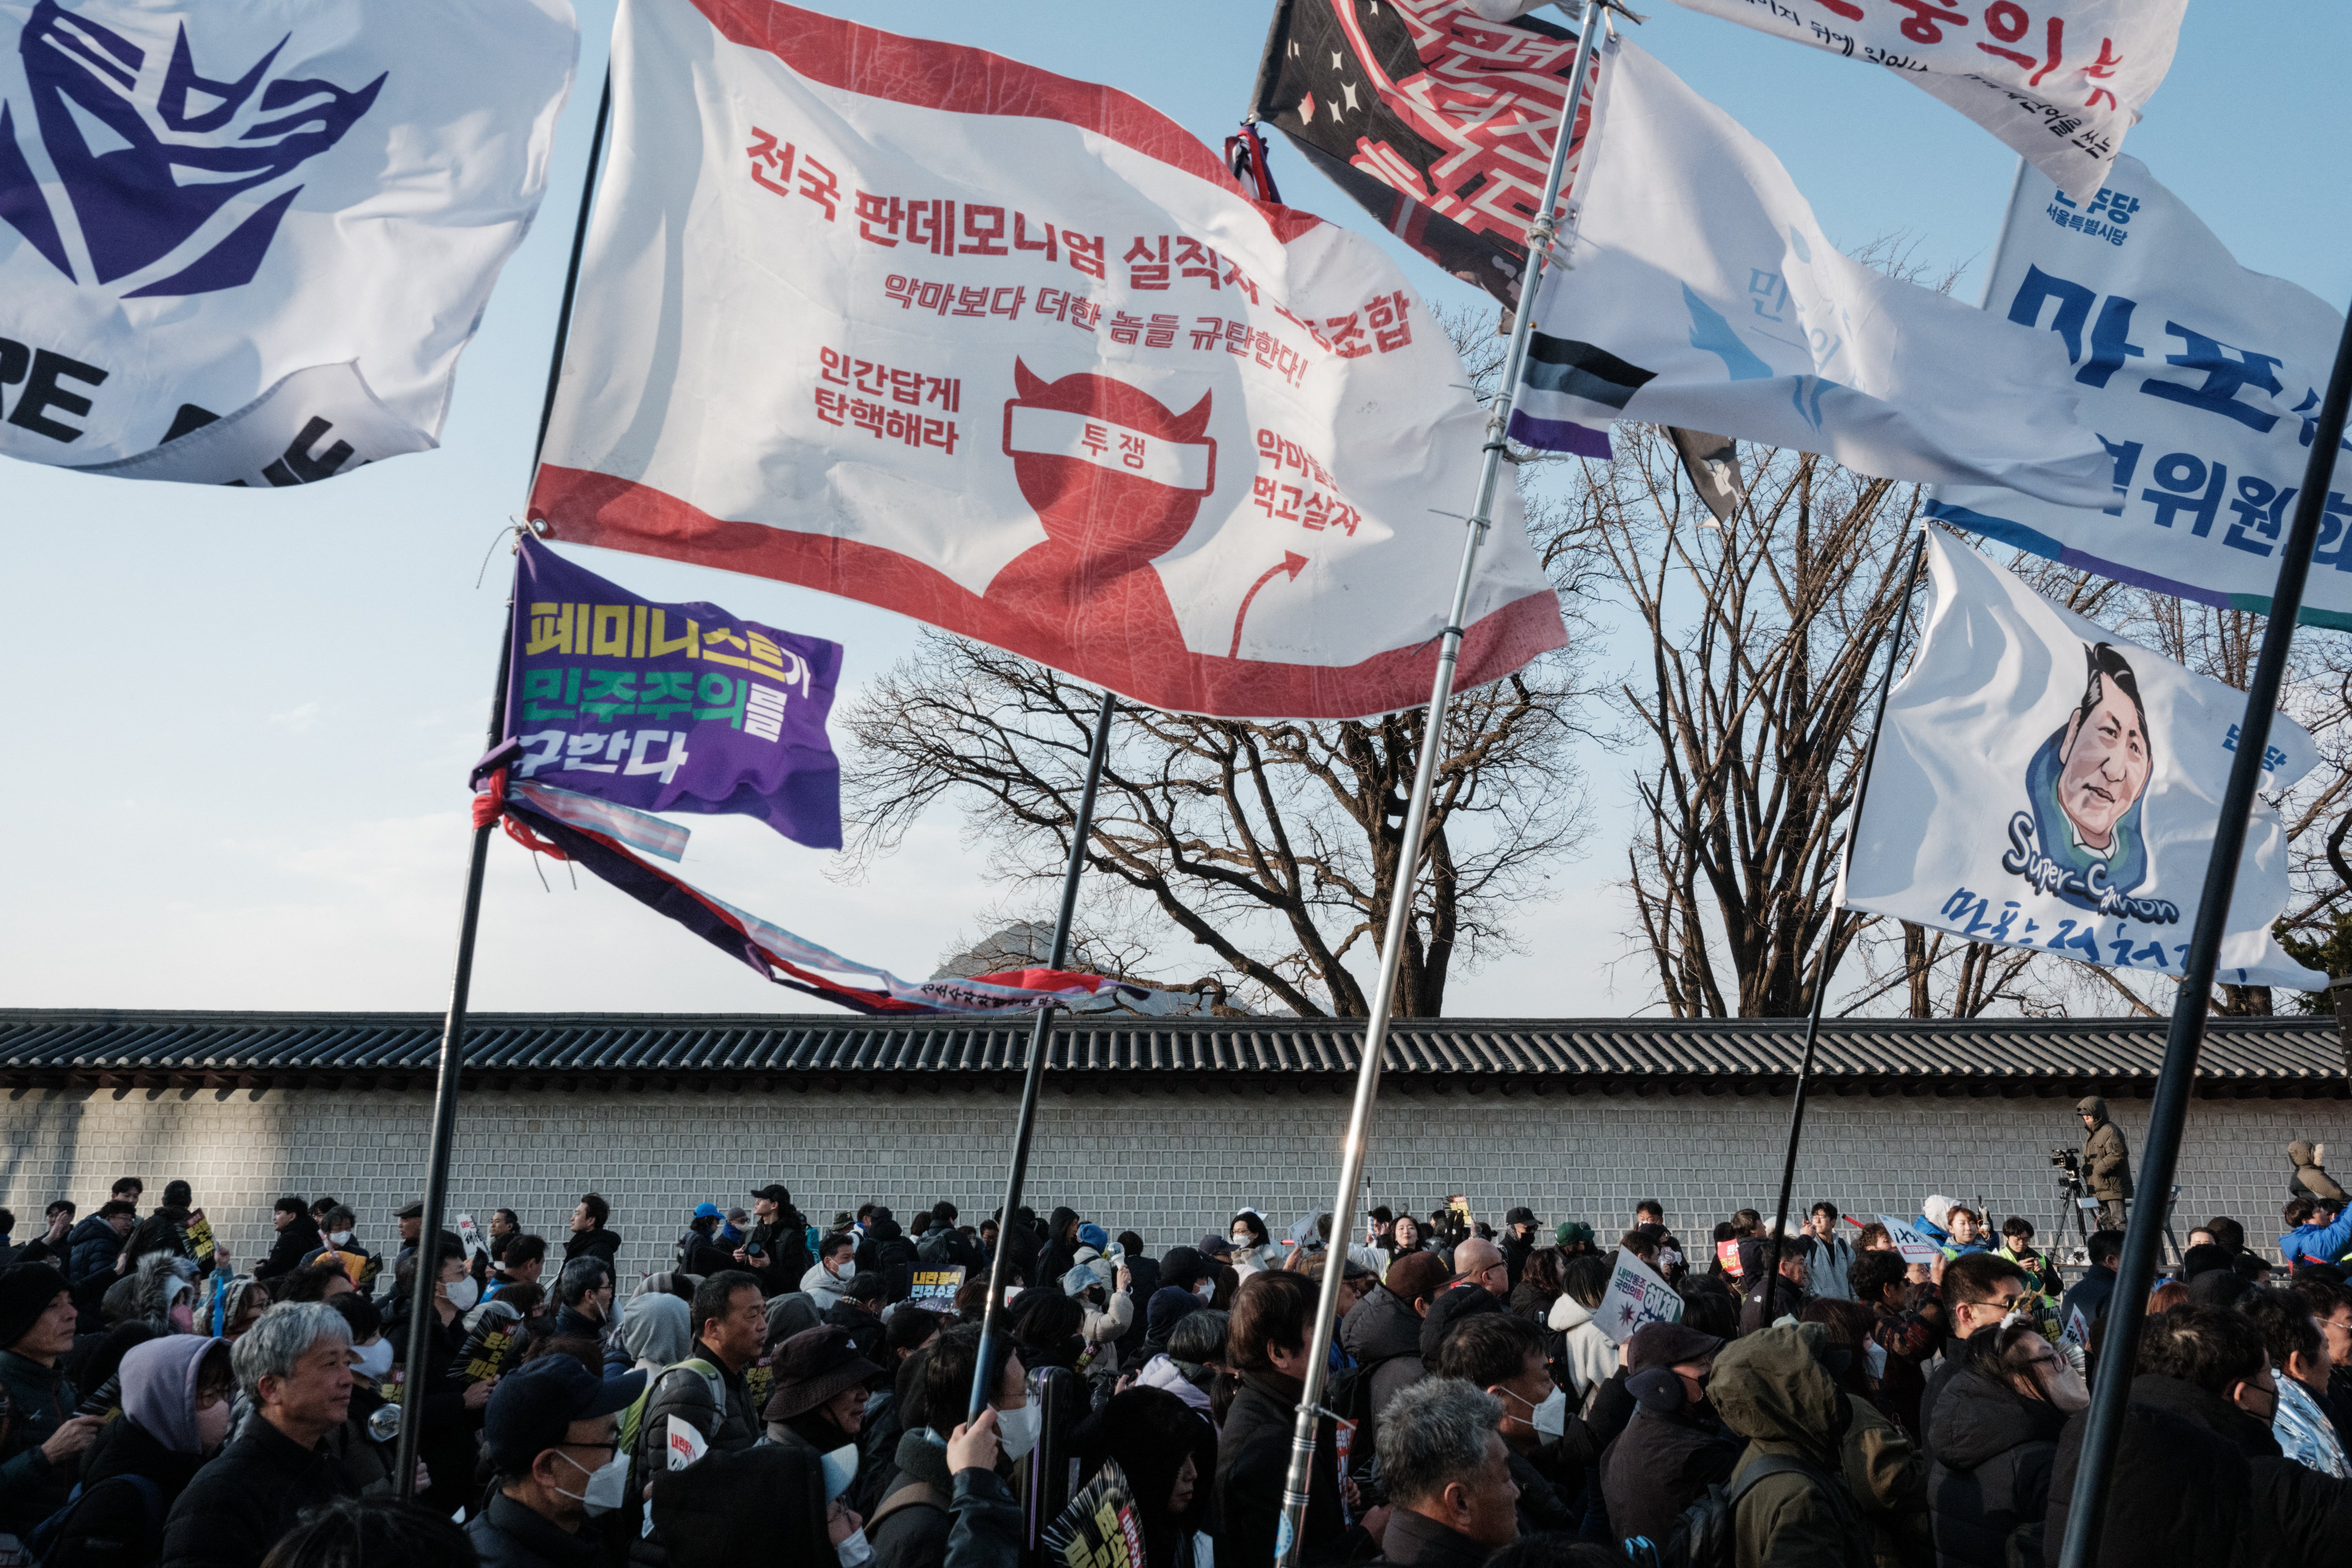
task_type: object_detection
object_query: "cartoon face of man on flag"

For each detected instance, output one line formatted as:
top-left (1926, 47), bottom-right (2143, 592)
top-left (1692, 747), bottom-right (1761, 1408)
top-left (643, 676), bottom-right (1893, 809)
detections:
top-left (2018, 641), bottom-right (2155, 912)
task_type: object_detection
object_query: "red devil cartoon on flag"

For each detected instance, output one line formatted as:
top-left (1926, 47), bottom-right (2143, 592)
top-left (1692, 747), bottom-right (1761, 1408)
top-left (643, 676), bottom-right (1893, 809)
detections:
top-left (531, 0), bottom-right (1564, 720)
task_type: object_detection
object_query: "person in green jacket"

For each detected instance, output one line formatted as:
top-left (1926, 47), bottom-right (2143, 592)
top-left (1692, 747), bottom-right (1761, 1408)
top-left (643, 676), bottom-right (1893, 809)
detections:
top-left (1710, 1323), bottom-right (1875, 1568)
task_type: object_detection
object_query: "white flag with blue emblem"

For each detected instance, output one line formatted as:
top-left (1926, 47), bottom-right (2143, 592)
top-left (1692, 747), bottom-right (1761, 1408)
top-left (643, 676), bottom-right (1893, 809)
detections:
top-left (1507, 36), bottom-right (2110, 509)
top-left (0, 0), bottom-right (575, 486)
top-left (1839, 528), bottom-right (2325, 995)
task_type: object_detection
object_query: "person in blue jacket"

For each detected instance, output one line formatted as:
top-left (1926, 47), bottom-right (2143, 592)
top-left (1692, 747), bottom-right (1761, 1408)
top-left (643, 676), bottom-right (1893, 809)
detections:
top-left (2279, 1195), bottom-right (2352, 1271)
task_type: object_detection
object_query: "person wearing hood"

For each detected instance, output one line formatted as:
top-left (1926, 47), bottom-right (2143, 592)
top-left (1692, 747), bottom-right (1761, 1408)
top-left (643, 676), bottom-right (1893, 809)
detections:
top-left (1227, 1211), bottom-right (1279, 1278)
top-left (2279, 1195), bottom-right (2352, 1273)
top-left (1035, 1207), bottom-right (1085, 1293)
top-left (2043, 1303), bottom-right (2349, 1566)
top-left (2076, 1096), bottom-right (2134, 1231)
top-left (46, 1334), bottom-right (236, 1564)
top-left (1546, 1255), bottom-right (1619, 1418)
top-left (0, 1264), bottom-right (103, 1541)
top-left (1709, 1322), bottom-right (1875, 1568)
top-left (804, 1233), bottom-right (858, 1314)
top-left (763, 1323), bottom-right (884, 1499)
top-left (1135, 1309), bottom-right (1229, 1422)
top-left (1062, 1249), bottom-right (1134, 1381)
top-left (1075, 1387), bottom-right (1219, 1568)
top-left (620, 1290), bottom-right (691, 1377)
top-left (1338, 1252), bottom-right (1446, 1463)
top-left (858, 1211), bottom-right (920, 1304)
top-left (2289, 1140), bottom-right (2347, 1205)
top-left (871, 1323), bottom-right (1034, 1568)
top-left (1143, 1247), bottom-right (1213, 1361)
top-left (1797, 1305), bottom-right (1931, 1568)
top-left (1418, 1238), bottom-right (1508, 1361)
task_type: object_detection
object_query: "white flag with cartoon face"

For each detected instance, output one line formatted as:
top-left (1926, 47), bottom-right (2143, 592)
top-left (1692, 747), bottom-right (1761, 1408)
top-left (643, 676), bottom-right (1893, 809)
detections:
top-left (1839, 529), bottom-right (2325, 993)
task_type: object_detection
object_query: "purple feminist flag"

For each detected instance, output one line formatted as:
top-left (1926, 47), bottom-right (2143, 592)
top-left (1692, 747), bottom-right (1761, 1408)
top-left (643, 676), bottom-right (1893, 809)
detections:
top-left (505, 536), bottom-right (843, 849)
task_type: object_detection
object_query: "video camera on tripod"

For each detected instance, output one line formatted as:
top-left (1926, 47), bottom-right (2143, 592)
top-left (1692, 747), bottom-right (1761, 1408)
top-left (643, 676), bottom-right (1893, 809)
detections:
top-left (2049, 1146), bottom-right (2093, 1262)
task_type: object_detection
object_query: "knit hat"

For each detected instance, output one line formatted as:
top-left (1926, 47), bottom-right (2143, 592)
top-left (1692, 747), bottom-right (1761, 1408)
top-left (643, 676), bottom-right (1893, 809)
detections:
top-left (0, 1264), bottom-right (69, 1349)
top-left (761, 1325), bottom-right (882, 1422)
top-left (1159, 1245), bottom-right (1208, 1291)
top-left (1383, 1251), bottom-right (1450, 1306)
top-left (1555, 1222), bottom-right (1594, 1248)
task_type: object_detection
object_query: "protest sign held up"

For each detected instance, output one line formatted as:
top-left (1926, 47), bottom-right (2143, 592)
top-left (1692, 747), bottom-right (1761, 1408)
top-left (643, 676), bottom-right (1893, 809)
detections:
top-left (1875, 1215), bottom-right (1945, 1267)
top-left (1593, 1245), bottom-right (1683, 1343)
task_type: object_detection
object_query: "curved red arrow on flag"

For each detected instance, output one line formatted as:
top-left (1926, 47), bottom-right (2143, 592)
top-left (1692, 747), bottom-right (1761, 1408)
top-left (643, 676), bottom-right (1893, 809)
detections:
top-left (1229, 551), bottom-right (1309, 659)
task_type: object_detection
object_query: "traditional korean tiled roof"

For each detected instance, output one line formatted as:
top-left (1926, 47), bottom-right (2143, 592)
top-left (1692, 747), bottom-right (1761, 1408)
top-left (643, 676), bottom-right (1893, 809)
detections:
top-left (2, 1008), bottom-right (2344, 1098)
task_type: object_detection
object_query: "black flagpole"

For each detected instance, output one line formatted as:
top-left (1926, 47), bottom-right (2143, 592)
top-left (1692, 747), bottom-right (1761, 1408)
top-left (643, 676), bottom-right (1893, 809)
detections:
top-left (968, 689), bottom-right (1118, 1423)
top-left (2058, 297), bottom-right (2352, 1568)
top-left (395, 65), bottom-right (613, 1503)
top-left (1760, 524), bottom-right (1930, 1322)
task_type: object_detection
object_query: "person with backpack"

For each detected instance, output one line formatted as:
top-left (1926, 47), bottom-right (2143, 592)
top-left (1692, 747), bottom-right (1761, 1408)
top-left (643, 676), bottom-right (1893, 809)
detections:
top-left (634, 1270), bottom-right (766, 1486)
top-left (1708, 1322), bottom-right (1875, 1568)
top-left (870, 1323), bottom-right (1034, 1568)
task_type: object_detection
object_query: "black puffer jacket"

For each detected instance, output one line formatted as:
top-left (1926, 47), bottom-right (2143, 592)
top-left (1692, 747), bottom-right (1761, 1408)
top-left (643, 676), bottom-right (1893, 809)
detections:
top-left (1601, 1382), bottom-right (1742, 1550)
top-left (1335, 1283), bottom-right (1425, 1461)
top-left (1926, 1369), bottom-right (2062, 1568)
top-left (1417, 1281), bottom-right (1501, 1360)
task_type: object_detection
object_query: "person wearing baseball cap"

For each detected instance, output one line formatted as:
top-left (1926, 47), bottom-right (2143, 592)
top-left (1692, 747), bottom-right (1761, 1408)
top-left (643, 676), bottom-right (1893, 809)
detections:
top-left (677, 1203), bottom-right (728, 1277)
top-left (1602, 1320), bottom-right (1735, 1550)
top-left (740, 1186), bottom-right (811, 1298)
top-left (1502, 1206), bottom-right (1541, 1287)
top-left (468, 1354), bottom-right (648, 1568)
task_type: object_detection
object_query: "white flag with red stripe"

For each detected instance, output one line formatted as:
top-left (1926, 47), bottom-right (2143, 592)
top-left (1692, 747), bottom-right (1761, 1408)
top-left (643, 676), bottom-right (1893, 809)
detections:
top-left (530, 0), bottom-right (1565, 720)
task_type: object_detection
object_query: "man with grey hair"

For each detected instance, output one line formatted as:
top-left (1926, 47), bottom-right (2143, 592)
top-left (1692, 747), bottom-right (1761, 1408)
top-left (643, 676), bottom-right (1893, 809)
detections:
top-left (1372, 1378), bottom-right (1521, 1566)
top-left (160, 1303), bottom-right (358, 1568)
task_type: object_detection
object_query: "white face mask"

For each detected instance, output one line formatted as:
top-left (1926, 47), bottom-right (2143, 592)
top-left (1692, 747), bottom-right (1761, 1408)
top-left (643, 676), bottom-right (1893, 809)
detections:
top-left (352, 1339), bottom-right (394, 1379)
top-left (836, 1529), bottom-right (874, 1568)
top-left (1194, 1280), bottom-right (1215, 1302)
top-left (1998, 1308), bottom-right (2030, 1331)
top-left (328, 1231), bottom-right (353, 1248)
top-left (1231, 1233), bottom-right (1253, 1250)
top-left (1504, 1386), bottom-right (1568, 1445)
top-left (993, 1400), bottom-right (1041, 1461)
top-left (444, 1276), bottom-right (480, 1311)
top-left (829, 1256), bottom-right (855, 1279)
top-left (555, 1450), bottom-right (631, 1516)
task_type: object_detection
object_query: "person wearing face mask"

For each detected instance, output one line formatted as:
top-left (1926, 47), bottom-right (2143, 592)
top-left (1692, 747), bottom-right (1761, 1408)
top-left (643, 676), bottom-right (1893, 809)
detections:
top-left (468, 1352), bottom-right (649, 1568)
top-left (395, 1233), bottom-right (495, 1522)
top-left (1226, 1212), bottom-right (1277, 1279)
top-left (1602, 1320), bottom-right (1737, 1551)
top-left (43, 1335), bottom-right (235, 1566)
top-left (1429, 1314), bottom-right (1586, 1537)
top-left (1926, 1322), bottom-right (2077, 1568)
top-left (868, 1323), bottom-right (1033, 1568)
top-left (2043, 1303), bottom-right (2352, 1567)
top-left (302, 1208), bottom-right (376, 1296)
top-left (805, 1234), bottom-right (860, 1313)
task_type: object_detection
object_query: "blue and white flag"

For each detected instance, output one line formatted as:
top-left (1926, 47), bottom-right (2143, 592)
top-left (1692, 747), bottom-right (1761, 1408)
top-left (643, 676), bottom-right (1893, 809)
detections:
top-left (0, 0), bottom-right (575, 486)
top-left (1928, 155), bottom-right (2352, 629)
top-left (1839, 529), bottom-right (2325, 995)
top-left (1507, 36), bottom-right (2110, 509)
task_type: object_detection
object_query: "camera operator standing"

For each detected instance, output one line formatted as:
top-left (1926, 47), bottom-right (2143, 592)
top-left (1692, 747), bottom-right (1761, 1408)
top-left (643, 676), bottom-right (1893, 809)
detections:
top-left (2076, 1096), bottom-right (2134, 1230)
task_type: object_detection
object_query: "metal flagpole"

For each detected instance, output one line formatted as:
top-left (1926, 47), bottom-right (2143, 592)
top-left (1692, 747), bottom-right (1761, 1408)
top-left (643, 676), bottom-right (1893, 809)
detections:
top-left (1759, 525), bottom-right (1929, 1323)
top-left (1272, 4), bottom-right (1609, 1560)
top-left (968, 689), bottom-right (1120, 1422)
top-left (395, 65), bottom-right (613, 1503)
top-left (2058, 295), bottom-right (2352, 1568)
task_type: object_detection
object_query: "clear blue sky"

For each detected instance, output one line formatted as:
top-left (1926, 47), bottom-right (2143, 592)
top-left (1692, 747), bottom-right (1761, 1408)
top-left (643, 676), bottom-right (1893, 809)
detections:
top-left (2, 1), bottom-right (2341, 1019)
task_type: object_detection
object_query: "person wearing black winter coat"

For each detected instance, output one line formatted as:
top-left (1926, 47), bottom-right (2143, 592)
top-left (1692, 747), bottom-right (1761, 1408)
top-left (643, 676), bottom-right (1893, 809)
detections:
top-left (256, 1205), bottom-right (322, 1287)
top-left (2044, 1306), bottom-right (2352, 1566)
top-left (158, 1413), bottom-right (357, 1568)
top-left (1035, 1207), bottom-right (1083, 1296)
top-left (1417, 1279), bottom-right (1501, 1360)
top-left (1602, 1368), bottom-right (1740, 1550)
top-left (67, 1210), bottom-right (130, 1285)
top-left (1336, 1278), bottom-right (1428, 1466)
top-left (1926, 1354), bottom-right (2065, 1568)
top-left (1215, 1274), bottom-right (1378, 1568)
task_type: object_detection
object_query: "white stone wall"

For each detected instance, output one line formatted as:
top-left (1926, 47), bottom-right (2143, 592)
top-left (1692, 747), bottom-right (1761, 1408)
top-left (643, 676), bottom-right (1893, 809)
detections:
top-left (3, 1084), bottom-right (2341, 1269)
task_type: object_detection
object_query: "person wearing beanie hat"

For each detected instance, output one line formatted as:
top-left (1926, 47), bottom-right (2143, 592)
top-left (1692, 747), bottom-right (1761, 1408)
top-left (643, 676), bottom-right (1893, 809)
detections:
top-left (1076, 1223), bottom-right (1110, 1252)
top-left (1603, 1319), bottom-right (1738, 1550)
top-left (468, 1354), bottom-right (648, 1568)
top-left (0, 1264), bottom-right (102, 1535)
top-left (1141, 1247), bottom-right (1209, 1361)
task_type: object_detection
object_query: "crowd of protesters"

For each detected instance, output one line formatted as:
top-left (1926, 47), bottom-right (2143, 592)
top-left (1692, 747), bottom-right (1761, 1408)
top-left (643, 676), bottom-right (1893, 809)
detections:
top-left (2, 1130), bottom-right (2350, 1568)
